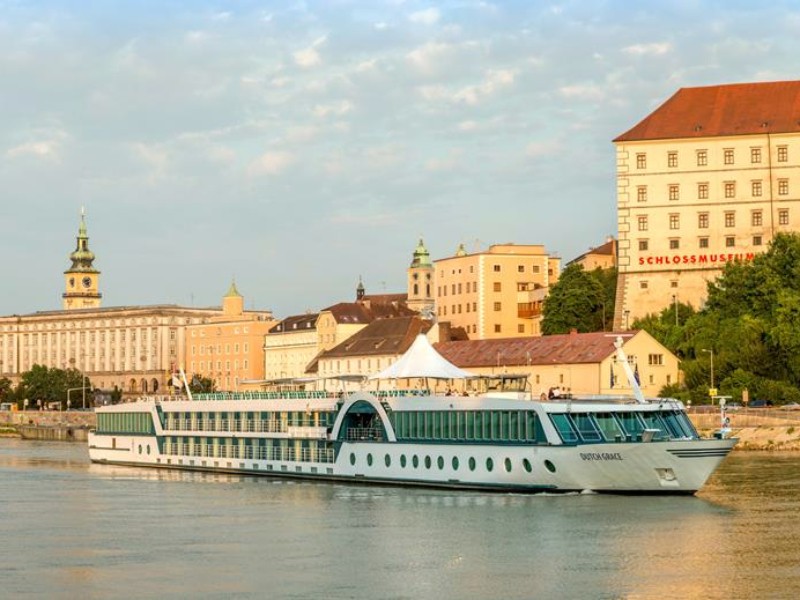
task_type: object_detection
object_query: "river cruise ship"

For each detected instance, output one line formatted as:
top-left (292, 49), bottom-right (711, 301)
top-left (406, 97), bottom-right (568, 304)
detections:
top-left (88, 337), bottom-right (735, 494)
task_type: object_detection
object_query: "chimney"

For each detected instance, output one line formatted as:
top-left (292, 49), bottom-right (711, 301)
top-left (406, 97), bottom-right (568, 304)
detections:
top-left (569, 328), bottom-right (578, 336)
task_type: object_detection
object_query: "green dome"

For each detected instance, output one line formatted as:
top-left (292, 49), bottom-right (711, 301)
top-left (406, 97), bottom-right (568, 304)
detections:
top-left (410, 238), bottom-right (432, 267)
top-left (66, 211), bottom-right (98, 273)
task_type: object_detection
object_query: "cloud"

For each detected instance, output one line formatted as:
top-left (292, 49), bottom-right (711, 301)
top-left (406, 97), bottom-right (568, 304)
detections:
top-left (294, 35), bottom-right (327, 68)
top-left (409, 8), bottom-right (440, 26)
top-left (313, 100), bottom-right (354, 118)
top-left (426, 150), bottom-right (462, 172)
top-left (5, 140), bottom-right (60, 160)
top-left (622, 42), bottom-right (673, 56)
top-left (407, 41), bottom-right (454, 75)
top-left (247, 151), bottom-right (294, 176)
top-left (452, 69), bottom-right (515, 105)
top-left (558, 83), bottom-right (605, 101)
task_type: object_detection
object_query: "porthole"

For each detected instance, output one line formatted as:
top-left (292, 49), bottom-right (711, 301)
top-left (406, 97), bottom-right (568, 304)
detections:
top-left (400, 454), bottom-right (407, 468)
top-left (437, 456), bottom-right (444, 470)
top-left (544, 459), bottom-right (556, 473)
top-left (146, 445), bottom-right (151, 455)
top-left (425, 456), bottom-right (432, 469)
top-left (486, 457), bottom-right (494, 472)
top-left (138, 444), bottom-right (142, 455)
top-left (413, 455), bottom-right (419, 468)
top-left (367, 453), bottom-right (373, 466)
top-left (385, 454), bottom-right (391, 467)
top-left (452, 457), bottom-right (459, 470)
top-left (504, 458), bottom-right (512, 472)
top-left (523, 458), bottom-right (532, 473)
top-left (469, 457), bottom-right (476, 471)
top-left (350, 453), bottom-right (356, 466)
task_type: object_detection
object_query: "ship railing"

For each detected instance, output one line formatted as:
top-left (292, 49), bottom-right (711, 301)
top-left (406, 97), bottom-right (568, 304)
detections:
top-left (162, 443), bottom-right (335, 464)
top-left (345, 427), bottom-right (384, 442)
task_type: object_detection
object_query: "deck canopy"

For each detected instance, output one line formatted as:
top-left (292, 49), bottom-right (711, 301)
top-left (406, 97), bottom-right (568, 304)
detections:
top-left (369, 334), bottom-right (475, 380)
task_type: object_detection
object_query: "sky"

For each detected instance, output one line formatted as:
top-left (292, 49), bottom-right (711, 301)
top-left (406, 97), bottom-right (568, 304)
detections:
top-left (2, 0), bottom-right (800, 318)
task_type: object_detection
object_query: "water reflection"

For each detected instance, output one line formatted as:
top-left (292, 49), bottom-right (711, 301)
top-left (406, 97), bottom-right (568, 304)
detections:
top-left (1, 439), bottom-right (799, 599)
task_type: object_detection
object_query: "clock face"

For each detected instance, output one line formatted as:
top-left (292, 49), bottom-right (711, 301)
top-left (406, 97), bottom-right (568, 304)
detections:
top-left (82, 276), bottom-right (92, 288)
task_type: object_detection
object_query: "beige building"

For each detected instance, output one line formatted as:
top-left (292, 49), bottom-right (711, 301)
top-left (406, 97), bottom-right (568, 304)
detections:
top-left (263, 313), bottom-right (320, 381)
top-left (568, 237), bottom-right (617, 271)
top-left (0, 213), bottom-right (261, 399)
top-left (435, 243), bottom-right (560, 338)
top-left (614, 81), bottom-right (800, 327)
top-left (185, 282), bottom-right (276, 392)
top-left (436, 329), bottom-right (679, 398)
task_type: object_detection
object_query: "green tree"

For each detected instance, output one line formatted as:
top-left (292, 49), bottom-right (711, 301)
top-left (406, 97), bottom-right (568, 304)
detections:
top-left (0, 376), bottom-right (13, 401)
top-left (189, 374), bottom-right (216, 394)
top-left (542, 264), bottom-right (615, 334)
top-left (15, 365), bottom-right (92, 410)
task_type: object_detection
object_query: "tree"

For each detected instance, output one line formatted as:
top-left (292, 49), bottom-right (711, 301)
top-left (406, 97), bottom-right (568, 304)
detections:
top-left (15, 365), bottom-right (93, 410)
top-left (542, 264), bottom-right (615, 334)
top-left (0, 377), bottom-right (13, 402)
top-left (189, 375), bottom-right (216, 394)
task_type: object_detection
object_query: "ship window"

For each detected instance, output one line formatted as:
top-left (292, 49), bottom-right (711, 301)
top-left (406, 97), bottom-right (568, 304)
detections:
top-left (452, 456), bottom-right (459, 470)
top-left (349, 453), bottom-right (356, 466)
top-left (544, 460), bottom-right (556, 473)
top-left (571, 414), bottom-right (602, 442)
top-left (424, 455), bottom-right (432, 469)
top-left (523, 458), bottom-right (532, 473)
top-left (437, 456), bottom-right (444, 470)
top-left (616, 413), bottom-right (646, 440)
top-left (400, 454), bottom-right (407, 468)
top-left (486, 457), bottom-right (494, 472)
top-left (468, 457), bottom-right (476, 471)
top-left (594, 413), bottom-right (626, 441)
top-left (639, 413), bottom-right (670, 440)
top-left (504, 457), bottom-right (512, 472)
top-left (412, 455), bottom-right (419, 468)
top-left (384, 454), bottom-right (391, 467)
top-left (549, 414), bottom-right (579, 443)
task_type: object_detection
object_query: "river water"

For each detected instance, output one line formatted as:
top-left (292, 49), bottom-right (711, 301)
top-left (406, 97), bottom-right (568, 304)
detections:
top-left (1, 439), bottom-right (798, 599)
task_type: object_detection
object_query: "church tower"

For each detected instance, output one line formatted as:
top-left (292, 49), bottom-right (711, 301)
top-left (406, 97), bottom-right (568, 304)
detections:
top-left (63, 208), bottom-right (102, 310)
top-left (406, 238), bottom-right (434, 315)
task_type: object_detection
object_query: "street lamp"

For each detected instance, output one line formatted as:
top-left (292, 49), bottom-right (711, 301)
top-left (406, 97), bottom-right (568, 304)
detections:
top-left (701, 348), bottom-right (714, 394)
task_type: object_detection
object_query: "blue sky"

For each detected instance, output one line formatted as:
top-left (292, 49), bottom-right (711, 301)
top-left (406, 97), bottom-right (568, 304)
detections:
top-left (2, 0), bottom-right (800, 317)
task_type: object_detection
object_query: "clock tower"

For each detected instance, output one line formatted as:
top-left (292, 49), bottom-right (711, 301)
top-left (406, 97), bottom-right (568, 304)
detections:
top-left (63, 208), bottom-right (102, 310)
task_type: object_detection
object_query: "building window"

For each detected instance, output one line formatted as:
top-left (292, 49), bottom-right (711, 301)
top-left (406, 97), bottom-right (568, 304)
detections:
top-left (669, 239), bottom-right (680, 250)
top-left (724, 148), bottom-right (734, 165)
top-left (517, 324), bottom-right (524, 333)
top-left (779, 179), bottom-right (789, 195)
top-left (670, 281), bottom-right (678, 288)
top-left (637, 186), bottom-right (647, 202)
top-left (648, 354), bottom-right (664, 366)
top-left (636, 153), bottom-right (646, 169)
top-left (726, 236), bottom-right (735, 247)
top-left (753, 236), bottom-right (763, 246)
top-left (493, 265), bottom-right (501, 272)
top-left (493, 282), bottom-right (501, 292)
top-left (699, 237), bottom-right (709, 248)
top-left (494, 324), bottom-right (501, 333)
top-left (725, 212), bottom-right (735, 227)
top-left (724, 181), bottom-right (736, 198)
top-left (638, 215), bottom-right (648, 231)
top-left (752, 211), bottom-right (763, 227)
top-left (668, 184), bottom-right (679, 201)
top-left (777, 145), bottom-right (788, 162)
top-left (779, 209), bottom-right (789, 225)
top-left (698, 182), bottom-right (709, 199)
top-left (669, 213), bottom-right (680, 230)
top-left (493, 302), bottom-right (501, 311)
top-left (517, 265), bottom-right (524, 273)
top-left (751, 147), bottom-right (762, 163)
top-left (640, 281), bottom-right (648, 289)
top-left (696, 150), bottom-right (707, 166)
top-left (638, 239), bottom-right (649, 251)
top-left (752, 180), bottom-right (763, 197)
top-left (698, 212), bottom-right (709, 229)
top-left (667, 151), bottom-right (677, 168)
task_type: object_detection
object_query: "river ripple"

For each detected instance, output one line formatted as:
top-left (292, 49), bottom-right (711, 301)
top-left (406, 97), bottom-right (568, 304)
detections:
top-left (0, 439), bottom-right (798, 599)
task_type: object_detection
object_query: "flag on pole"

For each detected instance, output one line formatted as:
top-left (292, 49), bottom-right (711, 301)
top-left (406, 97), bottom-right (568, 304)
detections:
top-left (634, 363), bottom-right (641, 385)
top-left (610, 364), bottom-right (615, 388)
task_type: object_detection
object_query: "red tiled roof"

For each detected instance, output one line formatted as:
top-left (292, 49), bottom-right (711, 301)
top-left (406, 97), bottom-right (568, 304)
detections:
top-left (434, 331), bottom-right (638, 368)
top-left (321, 316), bottom-right (432, 359)
top-left (567, 239), bottom-right (616, 266)
top-left (614, 81), bottom-right (800, 142)
top-left (322, 300), bottom-right (415, 324)
top-left (269, 313), bottom-right (318, 334)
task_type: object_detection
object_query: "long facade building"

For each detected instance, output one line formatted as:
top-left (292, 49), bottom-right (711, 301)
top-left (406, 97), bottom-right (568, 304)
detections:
top-left (613, 81), bottom-right (800, 326)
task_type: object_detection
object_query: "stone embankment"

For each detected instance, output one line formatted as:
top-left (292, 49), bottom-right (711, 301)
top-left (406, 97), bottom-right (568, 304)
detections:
top-left (689, 410), bottom-right (800, 451)
top-left (0, 410), bottom-right (96, 442)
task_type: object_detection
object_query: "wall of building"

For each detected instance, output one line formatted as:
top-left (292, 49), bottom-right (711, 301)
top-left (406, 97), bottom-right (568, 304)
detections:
top-left (615, 132), bottom-right (800, 325)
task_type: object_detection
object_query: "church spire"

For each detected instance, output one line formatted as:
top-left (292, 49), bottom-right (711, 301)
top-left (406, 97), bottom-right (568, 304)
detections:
top-left (63, 208), bottom-right (102, 310)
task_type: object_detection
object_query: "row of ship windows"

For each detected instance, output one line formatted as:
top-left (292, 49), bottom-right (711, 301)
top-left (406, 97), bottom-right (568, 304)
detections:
top-left (634, 179), bottom-right (790, 202)
top-left (636, 208), bottom-right (789, 231)
top-left (350, 451), bottom-right (557, 475)
top-left (635, 146), bottom-right (789, 169)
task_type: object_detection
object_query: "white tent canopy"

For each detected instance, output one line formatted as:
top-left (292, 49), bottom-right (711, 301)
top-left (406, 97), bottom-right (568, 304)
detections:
top-left (369, 334), bottom-right (475, 380)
